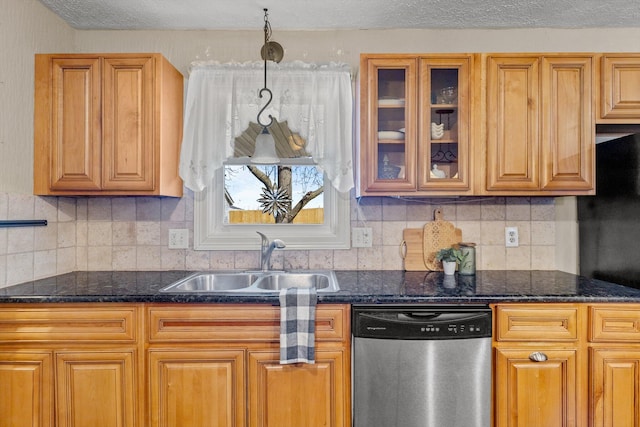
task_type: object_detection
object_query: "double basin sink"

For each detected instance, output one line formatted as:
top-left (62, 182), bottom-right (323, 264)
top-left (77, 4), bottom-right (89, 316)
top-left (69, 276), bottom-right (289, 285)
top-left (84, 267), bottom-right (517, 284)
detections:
top-left (160, 270), bottom-right (340, 293)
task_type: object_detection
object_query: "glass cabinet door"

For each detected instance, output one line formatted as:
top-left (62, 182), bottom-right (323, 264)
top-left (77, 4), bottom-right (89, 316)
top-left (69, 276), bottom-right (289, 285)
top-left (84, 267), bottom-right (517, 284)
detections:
top-left (418, 57), bottom-right (472, 192)
top-left (360, 58), bottom-right (417, 193)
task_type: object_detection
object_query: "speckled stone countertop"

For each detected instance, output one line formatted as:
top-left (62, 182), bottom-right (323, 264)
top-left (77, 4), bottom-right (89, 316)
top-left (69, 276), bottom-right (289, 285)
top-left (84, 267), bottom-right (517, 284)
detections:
top-left (1, 270), bottom-right (640, 304)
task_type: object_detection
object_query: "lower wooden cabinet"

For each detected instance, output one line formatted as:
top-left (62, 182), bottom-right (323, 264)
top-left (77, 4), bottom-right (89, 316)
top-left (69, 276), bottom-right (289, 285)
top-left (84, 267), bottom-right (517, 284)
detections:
top-left (0, 304), bottom-right (142, 427)
top-left (248, 349), bottom-right (349, 427)
top-left (495, 348), bottom-right (579, 426)
top-left (145, 303), bottom-right (351, 427)
top-left (590, 348), bottom-right (640, 427)
top-left (56, 350), bottom-right (137, 427)
top-left (149, 349), bottom-right (245, 427)
top-left (0, 351), bottom-right (53, 427)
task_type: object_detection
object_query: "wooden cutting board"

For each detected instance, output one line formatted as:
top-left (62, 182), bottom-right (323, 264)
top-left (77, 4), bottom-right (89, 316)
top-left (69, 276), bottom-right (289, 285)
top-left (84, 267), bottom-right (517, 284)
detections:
top-left (401, 209), bottom-right (462, 271)
top-left (423, 209), bottom-right (462, 270)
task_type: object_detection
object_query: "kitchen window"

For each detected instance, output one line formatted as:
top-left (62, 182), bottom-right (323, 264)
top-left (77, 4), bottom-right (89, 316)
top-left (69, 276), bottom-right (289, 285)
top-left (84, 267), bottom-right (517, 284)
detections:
top-left (179, 61), bottom-right (354, 250)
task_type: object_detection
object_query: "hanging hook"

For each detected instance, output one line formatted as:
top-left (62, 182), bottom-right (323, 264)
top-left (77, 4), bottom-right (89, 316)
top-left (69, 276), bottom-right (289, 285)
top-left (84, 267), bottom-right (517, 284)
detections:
top-left (257, 8), bottom-right (280, 129)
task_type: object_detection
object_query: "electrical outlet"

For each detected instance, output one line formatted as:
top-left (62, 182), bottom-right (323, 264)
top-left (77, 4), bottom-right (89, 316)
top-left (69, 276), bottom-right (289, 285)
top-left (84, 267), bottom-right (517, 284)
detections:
top-left (168, 229), bottom-right (189, 249)
top-left (505, 226), bottom-right (519, 247)
top-left (352, 227), bottom-right (373, 248)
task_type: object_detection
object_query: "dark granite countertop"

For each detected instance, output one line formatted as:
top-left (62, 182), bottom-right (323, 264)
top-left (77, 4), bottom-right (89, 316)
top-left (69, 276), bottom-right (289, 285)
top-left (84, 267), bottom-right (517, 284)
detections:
top-left (1, 270), bottom-right (640, 304)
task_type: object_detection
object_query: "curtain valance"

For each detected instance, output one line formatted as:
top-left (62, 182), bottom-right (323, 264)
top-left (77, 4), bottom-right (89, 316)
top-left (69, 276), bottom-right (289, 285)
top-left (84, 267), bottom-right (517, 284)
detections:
top-left (179, 60), bottom-right (354, 193)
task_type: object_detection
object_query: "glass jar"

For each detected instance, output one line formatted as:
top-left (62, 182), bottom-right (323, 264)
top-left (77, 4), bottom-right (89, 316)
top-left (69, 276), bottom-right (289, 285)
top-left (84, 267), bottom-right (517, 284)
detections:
top-left (458, 243), bottom-right (476, 275)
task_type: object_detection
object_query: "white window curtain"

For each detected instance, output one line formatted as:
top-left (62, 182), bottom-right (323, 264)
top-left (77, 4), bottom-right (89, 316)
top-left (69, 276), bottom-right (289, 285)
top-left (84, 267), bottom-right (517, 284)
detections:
top-left (179, 60), bottom-right (354, 193)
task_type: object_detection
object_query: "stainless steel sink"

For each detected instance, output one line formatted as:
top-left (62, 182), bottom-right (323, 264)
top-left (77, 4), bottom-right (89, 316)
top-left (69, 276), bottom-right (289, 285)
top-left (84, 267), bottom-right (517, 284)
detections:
top-left (254, 272), bottom-right (334, 291)
top-left (160, 272), bottom-right (259, 292)
top-left (160, 270), bottom-right (340, 293)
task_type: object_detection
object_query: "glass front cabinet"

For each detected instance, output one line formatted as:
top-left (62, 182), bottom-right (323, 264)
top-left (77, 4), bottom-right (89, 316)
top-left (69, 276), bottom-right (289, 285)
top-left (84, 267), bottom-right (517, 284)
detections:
top-left (358, 54), bottom-right (474, 196)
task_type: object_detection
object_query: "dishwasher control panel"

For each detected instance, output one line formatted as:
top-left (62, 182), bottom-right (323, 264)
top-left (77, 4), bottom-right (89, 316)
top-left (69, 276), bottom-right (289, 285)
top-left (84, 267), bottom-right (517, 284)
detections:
top-left (352, 305), bottom-right (492, 340)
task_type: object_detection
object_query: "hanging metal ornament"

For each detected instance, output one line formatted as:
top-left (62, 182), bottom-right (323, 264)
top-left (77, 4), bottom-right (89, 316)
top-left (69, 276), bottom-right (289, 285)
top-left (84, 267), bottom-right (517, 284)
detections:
top-left (257, 185), bottom-right (292, 218)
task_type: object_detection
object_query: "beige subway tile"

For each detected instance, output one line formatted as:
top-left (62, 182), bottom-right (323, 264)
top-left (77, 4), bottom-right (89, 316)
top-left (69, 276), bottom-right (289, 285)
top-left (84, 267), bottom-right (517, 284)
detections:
top-left (456, 221), bottom-right (481, 244)
top-left (136, 221), bottom-right (161, 246)
top-left (76, 221), bottom-right (88, 247)
top-left (531, 221), bottom-right (556, 246)
top-left (382, 198), bottom-right (407, 221)
top-left (87, 246), bottom-right (112, 270)
top-left (111, 197), bottom-right (137, 221)
top-left (87, 222), bottom-right (113, 246)
top-left (7, 228), bottom-right (34, 254)
top-left (406, 200), bottom-right (432, 222)
top-left (233, 251), bottom-right (259, 270)
top-left (76, 247), bottom-right (87, 271)
top-left (76, 199), bottom-right (88, 221)
top-left (35, 223), bottom-right (58, 251)
top-left (511, 222), bottom-right (531, 246)
top-left (506, 197), bottom-right (531, 221)
top-left (136, 197), bottom-right (161, 221)
top-left (0, 255), bottom-right (6, 288)
top-left (35, 197), bottom-right (58, 222)
top-left (481, 198), bottom-right (506, 220)
top-left (209, 251), bottom-right (235, 270)
top-left (57, 222), bottom-right (76, 248)
top-left (162, 247), bottom-right (187, 270)
top-left (161, 197), bottom-right (186, 222)
top-left (88, 198), bottom-right (112, 221)
top-left (34, 249), bottom-right (57, 279)
top-left (6, 252), bottom-right (34, 285)
top-left (506, 246), bottom-right (531, 270)
top-left (0, 229), bottom-right (6, 256)
top-left (0, 193), bottom-right (7, 219)
top-left (7, 194), bottom-right (34, 219)
top-left (355, 197), bottom-right (382, 221)
top-left (56, 247), bottom-right (76, 274)
top-left (531, 246), bottom-right (556, 270)
top-left (332, 248), bottom-right (358, 270)
top-left (57, 198), bottom-right (77, 222)
top-left (284, 250), bottom-right (310, 270)
top-left (480, 221), bottom-right (506, 246)
top-left (357, 247), bottom-right (383, 270)
top-left (456, 202), bottom-right (481, 221)
top-left (479, 245), bottom-right (506, 270)
top-left (112, 222), bottom-right (136, 246)
top-left (136, 246), bottom-right (162, 270)
top-left (382, 245), bottom-right (403, 270)
top-left (531, 197), bottom-right (555, 221)
top-left (308, 250), bottom-right (334, 270)
top-left (381, 221), bottom-right (406, 247)
top-left (186, 250), bottom-right (213, 270)
top-left (113, 246), bottom-right (137, 270)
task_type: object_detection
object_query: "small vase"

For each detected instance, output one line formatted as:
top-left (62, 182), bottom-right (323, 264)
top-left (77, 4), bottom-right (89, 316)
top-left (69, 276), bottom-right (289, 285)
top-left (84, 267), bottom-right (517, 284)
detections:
top-left (442, 261), bottom-right (456, 275)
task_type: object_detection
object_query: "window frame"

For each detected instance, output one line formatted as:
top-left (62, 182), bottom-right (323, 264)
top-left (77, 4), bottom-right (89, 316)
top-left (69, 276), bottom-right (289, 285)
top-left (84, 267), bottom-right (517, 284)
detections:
top-left (193, 158), bottom-right (351, 250)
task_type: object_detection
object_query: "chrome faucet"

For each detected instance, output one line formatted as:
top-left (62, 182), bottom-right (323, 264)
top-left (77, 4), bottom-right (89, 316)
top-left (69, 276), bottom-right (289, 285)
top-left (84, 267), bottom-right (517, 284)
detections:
top-left (257, 231), bottom-right (286, 271)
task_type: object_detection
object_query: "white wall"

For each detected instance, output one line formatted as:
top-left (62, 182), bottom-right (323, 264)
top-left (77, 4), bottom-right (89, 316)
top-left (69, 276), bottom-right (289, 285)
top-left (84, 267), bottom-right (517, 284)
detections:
top-left (0, 0), bottom-right (74, 194)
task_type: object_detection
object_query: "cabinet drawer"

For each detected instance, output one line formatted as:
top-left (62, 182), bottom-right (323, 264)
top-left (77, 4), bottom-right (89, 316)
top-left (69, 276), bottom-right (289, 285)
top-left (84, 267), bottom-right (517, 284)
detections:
top-left (147, 304), bottom-right (349, 343)
top-left (590, 305), bottom-right (640, 342)
top-left (0, 304), bottom-right (138, 343)
top-left (495, 304), bottom-right (579, 341)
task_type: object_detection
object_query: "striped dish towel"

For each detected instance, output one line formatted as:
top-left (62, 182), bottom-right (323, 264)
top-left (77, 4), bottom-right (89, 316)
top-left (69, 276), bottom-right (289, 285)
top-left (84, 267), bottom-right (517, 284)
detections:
top-left (279, 287), bottom-right (317, 364)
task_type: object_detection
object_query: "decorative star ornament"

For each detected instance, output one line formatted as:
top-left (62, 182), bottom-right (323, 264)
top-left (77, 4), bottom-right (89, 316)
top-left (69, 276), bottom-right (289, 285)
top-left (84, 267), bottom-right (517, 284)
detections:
top-left (258, 185), bottom-right (292, 218)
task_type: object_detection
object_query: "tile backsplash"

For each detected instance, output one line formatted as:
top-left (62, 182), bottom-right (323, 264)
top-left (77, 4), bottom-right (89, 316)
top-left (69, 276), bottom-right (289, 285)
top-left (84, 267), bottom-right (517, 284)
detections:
top-left (0, 191), bottom-right (557, 288)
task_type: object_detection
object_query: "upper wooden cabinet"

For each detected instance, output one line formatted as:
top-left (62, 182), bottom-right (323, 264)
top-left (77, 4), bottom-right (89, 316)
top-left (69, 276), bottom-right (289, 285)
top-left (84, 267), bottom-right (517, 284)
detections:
top-left (597, 54), bottom-right (640, 123)
top-left (34, 53), bottom-right (184, 197)
top-left (482, 54), bottom-right (595, 195)
top-left (358, 54), bottom-right (474, 196)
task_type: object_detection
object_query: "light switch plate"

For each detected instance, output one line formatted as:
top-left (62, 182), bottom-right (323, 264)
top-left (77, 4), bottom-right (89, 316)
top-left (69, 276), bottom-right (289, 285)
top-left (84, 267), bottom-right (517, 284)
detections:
top-left (168, 229), bottom-right (189, 249)
top-left (352, 227), bottom-right (373, 248)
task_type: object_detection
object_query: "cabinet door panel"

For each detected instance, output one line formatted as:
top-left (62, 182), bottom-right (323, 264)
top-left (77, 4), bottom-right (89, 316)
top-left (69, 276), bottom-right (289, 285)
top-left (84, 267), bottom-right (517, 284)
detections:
top-left (248, 349), bottom-right (348, 427)
top-left (102, 57), bottom-right (155, 191)
top-left (600, 55), bottom-right (640, 120)
top-left (359, 57), bottom-right (418, 193)
top-left (541, 56), bottom-right (594, 191)
top-left (486, 56), bottom-right (540, 191)
top-left (149, 349), bottom-right (245, 427)
top-left (0, 352), bottom-right (53, 427)
top-left (591, 348), bottom-right (640, 427)
top-left (56, 351), bottom-right (137, 427)
top-left (48, 58), bottom-right (102, 191)
top-left (495, 348), bottom-right (578, 427)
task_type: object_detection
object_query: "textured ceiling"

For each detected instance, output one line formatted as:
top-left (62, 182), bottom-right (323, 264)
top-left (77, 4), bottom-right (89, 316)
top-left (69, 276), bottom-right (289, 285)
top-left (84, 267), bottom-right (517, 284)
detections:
top-left (37, 0), bottom-right (640, 31)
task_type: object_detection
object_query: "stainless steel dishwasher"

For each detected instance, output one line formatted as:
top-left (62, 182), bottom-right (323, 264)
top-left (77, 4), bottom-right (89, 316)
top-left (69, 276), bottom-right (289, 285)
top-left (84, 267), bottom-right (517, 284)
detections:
top-left (352, 305), bottom-right (492, 427)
